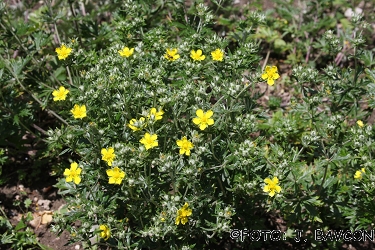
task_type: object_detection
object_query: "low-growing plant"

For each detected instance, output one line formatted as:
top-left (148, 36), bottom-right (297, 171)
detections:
top-left (0, 200), bottom-right (50, 250)
top-left (1, 0), bottom-right (375, 249)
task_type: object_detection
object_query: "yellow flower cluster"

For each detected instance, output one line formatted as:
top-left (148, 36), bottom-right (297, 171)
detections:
top-left (164, 48), bottom-right (224, 62)
top-left (128, 107), bottom-right (164, 132)
top-left (126, 108), bottom-right (215, 156)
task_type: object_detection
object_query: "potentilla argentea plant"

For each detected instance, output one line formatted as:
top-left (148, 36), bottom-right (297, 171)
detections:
top-left (3, 0), bottom-right (369, 249)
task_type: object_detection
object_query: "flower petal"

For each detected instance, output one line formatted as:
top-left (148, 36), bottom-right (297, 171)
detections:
top-left (192, 117), bottom-right (201, 125)
top-left (106, 169), bottom-right (113, 176)
top-left (74, 177), bottom-right (81, 184)
top-left (196, 109), bottom-right (204, 118)
top-left (199, 124), bottom-right (208, 130)
top-left (272, 177), bottom-right (279, 184)
top-left (205, 110), bottom-right (213, 118)
top-left (264, 178), bottom-right (272, 184)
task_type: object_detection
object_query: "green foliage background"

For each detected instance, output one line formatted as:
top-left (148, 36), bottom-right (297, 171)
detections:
top-left (1, 0), bottom-right (375, 249)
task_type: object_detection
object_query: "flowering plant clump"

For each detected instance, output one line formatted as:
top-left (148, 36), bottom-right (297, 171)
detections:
top-left (3, 0), bottom-right (374, 249)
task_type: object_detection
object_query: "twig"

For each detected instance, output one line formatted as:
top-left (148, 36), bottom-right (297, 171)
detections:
top-left (262, 49), bottom-right (271, 71)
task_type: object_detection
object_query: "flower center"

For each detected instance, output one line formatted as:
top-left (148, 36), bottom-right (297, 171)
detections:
top-left (112, 171), bottom-right (120, 179)
top-left (70, 170), bottom-right (78, 177)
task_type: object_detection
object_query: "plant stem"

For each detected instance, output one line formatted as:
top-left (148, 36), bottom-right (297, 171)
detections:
top-left (262, 49), bottom-right (271, 71)
top-left (318, 163), bottom-right (328, 196)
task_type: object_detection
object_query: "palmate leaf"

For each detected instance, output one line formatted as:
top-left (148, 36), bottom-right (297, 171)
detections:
top-left (1, 232), bottom-right (14, 244)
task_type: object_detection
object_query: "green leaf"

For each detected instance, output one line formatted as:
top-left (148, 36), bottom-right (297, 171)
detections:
top-left (15, 219), bottom-right (27, 231)
top-left (53, 67), bottom-right (67, 81)
top-left (1, 232), bottom-right (14, 244)
top-left (274, 38), bottom-right (287, 49)
top-left (59, 148), bottom-right (71, 156)
top-left (24, 198), bottom-right (32, 208)
top-left (365, 68), bottom-right (375, 83)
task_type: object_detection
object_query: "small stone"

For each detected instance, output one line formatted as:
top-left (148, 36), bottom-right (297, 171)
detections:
top-left (37, 199), bottom-right (51, 210)
top-left (75, 245), bottom-right (80, 250)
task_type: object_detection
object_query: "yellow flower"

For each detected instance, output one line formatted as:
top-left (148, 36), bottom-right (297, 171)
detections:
top-left (175, 202), bottom-right (192, 225)
top-left (106, 166), bottom-right (126, 184)
top-left (139, 133), bottom-right (158, 150)
top-left (99, 225), bottom-right (110, 240)
top-left (161, 211), bottom-right (167, 222)
top-left (52, 86), bottom-right (69, 101)
top-left (211, 48), bottom-right (224, 61)
top-left (263, 177), bottom-right (282, 197)
top-left (190, 49), bottom-right (205, 61)
top-left (63, 162), bottom-right (82, 184)
top-left (147, 108), bottom-right (164, 121)
top-left (70, 104), bottom-right (87, 119)
top-left (354, 168), bottom-right (365, 179)
top-left (357, 120), bottom-right (364, 127)
top-left (101, 147), bottom-right (116, 166)
top-left (192, 109), bottom-right (214, 130)
top-left (164, 48), bottom-right (180, 61)
top-left (261, 66), bottom-right (280, 86)
top-left (176, 136), bottom-right (194, 156)
top-left (128, 117), bottom-right (146, 132)
top-left (118, 47), bottom-right (134, 57)
top-left (55, 44), bottom-right (72, 60)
